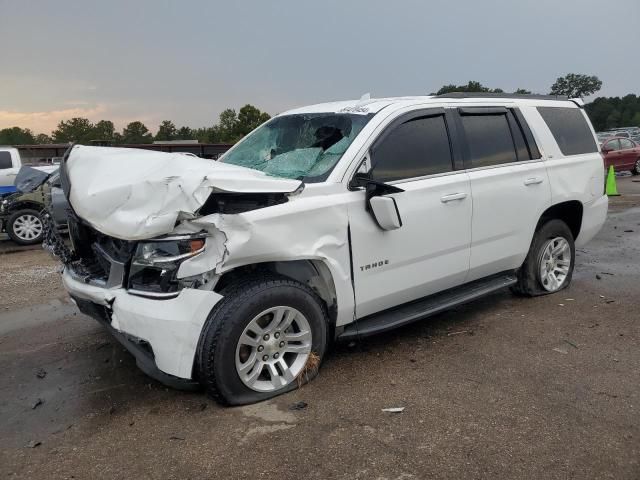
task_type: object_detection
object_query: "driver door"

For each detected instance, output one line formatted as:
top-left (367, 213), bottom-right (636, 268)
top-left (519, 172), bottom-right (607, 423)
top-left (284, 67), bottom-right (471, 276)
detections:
top-left (347, 109), bottom-right (472, 318)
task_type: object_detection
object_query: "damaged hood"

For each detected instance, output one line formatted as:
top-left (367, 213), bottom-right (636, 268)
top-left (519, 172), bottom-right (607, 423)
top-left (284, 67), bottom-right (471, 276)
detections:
top-left (65, 145), bottom-right (302, 240)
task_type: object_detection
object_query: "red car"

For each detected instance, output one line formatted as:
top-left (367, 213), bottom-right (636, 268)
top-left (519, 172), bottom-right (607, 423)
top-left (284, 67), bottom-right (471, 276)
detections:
top-left (601, 137), bottom-right (640, 175)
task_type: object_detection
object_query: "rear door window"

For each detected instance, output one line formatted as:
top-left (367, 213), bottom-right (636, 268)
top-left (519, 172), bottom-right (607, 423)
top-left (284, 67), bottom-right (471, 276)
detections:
top-left (370, 113), bottom-right (453, 182)
top-left (537, 107), bottom-right (598, 156)
top-left (0, 151), bottom-right (12, 169)
top-left (459, 112), bottom-right (517, 168)
top-left (604, 139), bottom-right (621, 151)
top-left (619, 138), bottom-right (634, 150)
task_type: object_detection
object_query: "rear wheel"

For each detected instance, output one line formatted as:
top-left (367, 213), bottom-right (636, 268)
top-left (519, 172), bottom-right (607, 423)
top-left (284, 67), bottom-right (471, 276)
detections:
top-left (632, 158), bottom-right (640, 175)
top-left (197, 274), bottom-right (328, 405)
top-left (512, 219), bottom-right (575, 296)
top-left (7, 209), bottom-right (44, 245)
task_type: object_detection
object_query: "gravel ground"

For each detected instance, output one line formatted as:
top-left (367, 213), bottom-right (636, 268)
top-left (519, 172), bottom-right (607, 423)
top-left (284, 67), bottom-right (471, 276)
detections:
top-left (0, 250), bottom-right (63, 310)
top-left (0, 177), bottom-right (638, 479)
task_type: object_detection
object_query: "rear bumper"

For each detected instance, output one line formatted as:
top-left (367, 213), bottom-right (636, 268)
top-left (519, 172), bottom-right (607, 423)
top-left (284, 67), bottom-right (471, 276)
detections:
top-left (576, 194), bottom-right (608, 247)
top-left (62, 268), bottom-right (223, 385)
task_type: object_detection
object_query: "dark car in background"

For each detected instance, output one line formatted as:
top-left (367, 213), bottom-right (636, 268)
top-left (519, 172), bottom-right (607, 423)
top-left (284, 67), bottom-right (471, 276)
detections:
top-left (601, 137), bottom-right (640, 175)
top-left (0, 167), bottom-right (68, 245)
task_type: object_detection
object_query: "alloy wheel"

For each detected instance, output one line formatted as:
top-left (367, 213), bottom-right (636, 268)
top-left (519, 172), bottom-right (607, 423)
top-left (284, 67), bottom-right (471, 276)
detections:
top-left (235, 306), bottom-right (312, 392)
top-left (539, 237), bottom-right (571, 292)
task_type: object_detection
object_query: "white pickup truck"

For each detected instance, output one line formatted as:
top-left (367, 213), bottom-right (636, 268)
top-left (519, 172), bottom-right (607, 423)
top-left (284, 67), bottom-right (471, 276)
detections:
top-left (0, 147), bottom-right (57, 196)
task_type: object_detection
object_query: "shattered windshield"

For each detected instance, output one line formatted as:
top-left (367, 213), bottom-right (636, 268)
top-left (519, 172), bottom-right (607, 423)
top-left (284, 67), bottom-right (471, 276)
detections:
top-left (220, 112), bottom-right (374, 182)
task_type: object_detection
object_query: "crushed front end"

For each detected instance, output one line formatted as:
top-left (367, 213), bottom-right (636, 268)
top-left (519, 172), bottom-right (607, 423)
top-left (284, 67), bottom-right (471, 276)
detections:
top-left (43, 145), bottom-right (304, 388)
top-left (47, 212), bottom-right (223, 388)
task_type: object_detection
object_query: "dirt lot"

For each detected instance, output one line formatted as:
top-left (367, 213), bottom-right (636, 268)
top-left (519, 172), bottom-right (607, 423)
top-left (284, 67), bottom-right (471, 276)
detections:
top-left (0, 177), bottom-right (639, 479)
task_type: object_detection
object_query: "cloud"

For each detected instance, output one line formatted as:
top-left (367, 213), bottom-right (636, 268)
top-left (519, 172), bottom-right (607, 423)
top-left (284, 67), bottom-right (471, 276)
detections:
top-left (0, 105), bottom-right (109, 134)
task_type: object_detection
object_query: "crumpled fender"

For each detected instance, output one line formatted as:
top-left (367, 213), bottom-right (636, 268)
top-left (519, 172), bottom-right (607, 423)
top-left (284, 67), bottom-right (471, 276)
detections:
top-left (177, 195), bottom-right (355, 327)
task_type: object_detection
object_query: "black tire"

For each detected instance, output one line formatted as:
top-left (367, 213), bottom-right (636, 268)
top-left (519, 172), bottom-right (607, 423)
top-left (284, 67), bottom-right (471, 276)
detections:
top-left (6, 209), bottom-right (44, 245)
top-left (197, 274), bottom-right (328, 406)
top-left (632, 158), bottom-right (640, 175)
top-left (511, 219), bottom-right (575, 297)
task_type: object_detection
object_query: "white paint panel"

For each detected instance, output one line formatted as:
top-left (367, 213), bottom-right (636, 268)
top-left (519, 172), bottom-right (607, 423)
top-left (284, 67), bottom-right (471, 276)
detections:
top-left (349, 172), bottom-right (472, 318)
top-left (467, 161), bottom-right (551, 281)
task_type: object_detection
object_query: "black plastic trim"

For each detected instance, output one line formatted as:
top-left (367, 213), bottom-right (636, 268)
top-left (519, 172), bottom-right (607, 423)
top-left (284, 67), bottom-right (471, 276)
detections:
top-left (458, 107), bottom-right (508, 115)
top-left (444, 109), bottom-right (464, 170)
top-left (338, 271), bottom-right (517, 341)
top-left (436, 92), bottom-right (569, 101)
top-left (512, 108), bottom-right (541, 159)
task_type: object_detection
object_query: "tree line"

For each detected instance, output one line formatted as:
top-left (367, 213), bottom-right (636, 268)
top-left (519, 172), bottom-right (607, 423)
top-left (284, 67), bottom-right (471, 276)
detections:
top-left (0, 104), bottom-right (271, 146)
top-left (0, 73), bottom-right (637, 145)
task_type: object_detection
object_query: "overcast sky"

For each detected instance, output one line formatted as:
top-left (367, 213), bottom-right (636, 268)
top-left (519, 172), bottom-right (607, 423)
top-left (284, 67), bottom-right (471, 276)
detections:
top-left (1, 0), bottom-right (638, 134)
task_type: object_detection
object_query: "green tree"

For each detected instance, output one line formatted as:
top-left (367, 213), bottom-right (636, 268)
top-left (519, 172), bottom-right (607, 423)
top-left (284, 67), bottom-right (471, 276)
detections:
top-left (0, 126), bottom-right (36, 145)
top-left (192, 126), bottom-right (219, 143)
top-left (236, 104), bottom-right (271, 137)
top-left (35, 133), bottom-right (52, 144)
top-left (93, 120), bottom-right (115, 142)
top-left (605, 110), bottom-right (622, 130)
top-left (52, 117), bottom-right (95, 143)
top-left (549, 73), bottom-right (602, 98)
top-left (121, 121), bottom-right (153, 144)
top-left (585, 95), bottom-right (640, 131)
top-left (435, 81), bottom-right (494, 95)
top-left (155, 120), bottom-right (177, 141)
top-left (434, 82), bottom-right (535, 96)
top-left (217, 109), bottom-right (239, 142)
top-left (176, 126), bottom-right (195, 140)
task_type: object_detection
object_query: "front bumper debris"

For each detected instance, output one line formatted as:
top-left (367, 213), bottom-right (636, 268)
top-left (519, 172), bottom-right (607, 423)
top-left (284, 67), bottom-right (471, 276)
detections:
top-left (72, 296), bottom-right (200, 391)
top-left (61, 267), bottom-right (224, 383)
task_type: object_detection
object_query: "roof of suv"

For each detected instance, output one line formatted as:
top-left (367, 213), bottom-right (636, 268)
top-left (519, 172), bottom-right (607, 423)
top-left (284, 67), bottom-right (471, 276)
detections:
top-left (282, 94), bottom-right (582, 116)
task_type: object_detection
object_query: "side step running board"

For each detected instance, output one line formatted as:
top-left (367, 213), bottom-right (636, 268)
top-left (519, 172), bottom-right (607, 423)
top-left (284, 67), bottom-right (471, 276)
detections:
top-left (338, 272), bottom-right (517, 341)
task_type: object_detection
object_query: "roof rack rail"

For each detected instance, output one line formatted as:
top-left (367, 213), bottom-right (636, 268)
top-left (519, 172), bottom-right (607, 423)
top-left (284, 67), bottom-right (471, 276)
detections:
top-left (435, 92), bottom-right (570, 101)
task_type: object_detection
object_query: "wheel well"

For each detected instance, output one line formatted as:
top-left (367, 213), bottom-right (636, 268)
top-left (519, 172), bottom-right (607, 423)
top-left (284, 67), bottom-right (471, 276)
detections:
top-left (8, 202), bottom-right (44, 214)
top-left (537, 201), bottom-right (583, 239)
top-left (214, 260), bottom-right (338, 325)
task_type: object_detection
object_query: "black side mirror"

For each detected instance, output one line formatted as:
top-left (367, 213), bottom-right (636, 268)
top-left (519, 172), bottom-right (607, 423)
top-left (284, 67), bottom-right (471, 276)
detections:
top-left (349, 172), bottom-right (370, 189)
top-left (349, 172), bottom-right (404, 196)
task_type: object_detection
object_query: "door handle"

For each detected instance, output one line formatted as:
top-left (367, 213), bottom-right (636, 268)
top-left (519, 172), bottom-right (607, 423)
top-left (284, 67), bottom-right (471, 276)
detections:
top-left (440, 192), bottom-right (467, 203)
top-left (524, 177), bottom-right (544, 186)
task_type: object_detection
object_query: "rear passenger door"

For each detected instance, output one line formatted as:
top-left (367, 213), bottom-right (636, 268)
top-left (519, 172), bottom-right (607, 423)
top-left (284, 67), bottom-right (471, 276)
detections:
top-left (618, 139), bottom-right (638, 169)
top-left (454, 107), bottom-right (551, 281)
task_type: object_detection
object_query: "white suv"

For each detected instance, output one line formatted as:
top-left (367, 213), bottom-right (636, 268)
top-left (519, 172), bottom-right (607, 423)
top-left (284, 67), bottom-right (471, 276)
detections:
top-left (48, 93), bottom-right (608, 405)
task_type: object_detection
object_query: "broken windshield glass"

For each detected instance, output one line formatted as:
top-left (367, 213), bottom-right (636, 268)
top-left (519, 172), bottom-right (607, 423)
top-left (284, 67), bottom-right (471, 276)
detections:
top-left (220, 113), bottom-right (374, 182)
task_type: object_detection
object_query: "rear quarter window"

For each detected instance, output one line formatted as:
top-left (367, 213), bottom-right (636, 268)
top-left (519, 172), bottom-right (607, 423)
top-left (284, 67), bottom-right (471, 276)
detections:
top-left (537, 107), bottom-right (598, 156)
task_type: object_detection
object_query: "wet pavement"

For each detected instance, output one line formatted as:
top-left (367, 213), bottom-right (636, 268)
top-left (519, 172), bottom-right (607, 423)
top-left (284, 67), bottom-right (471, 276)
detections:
top-left (0, 177), bottom-right (639, 479)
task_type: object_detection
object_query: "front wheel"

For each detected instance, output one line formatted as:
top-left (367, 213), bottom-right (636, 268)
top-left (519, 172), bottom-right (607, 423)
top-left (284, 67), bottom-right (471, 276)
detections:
top-left (197, 275), bottom-right (328, 406)
top-left (7, 209), bottom-right (44, 245)
top-left (632, 158), bottom-right (640, 175)
top-left (512, 219), bottom-right (575, 296)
